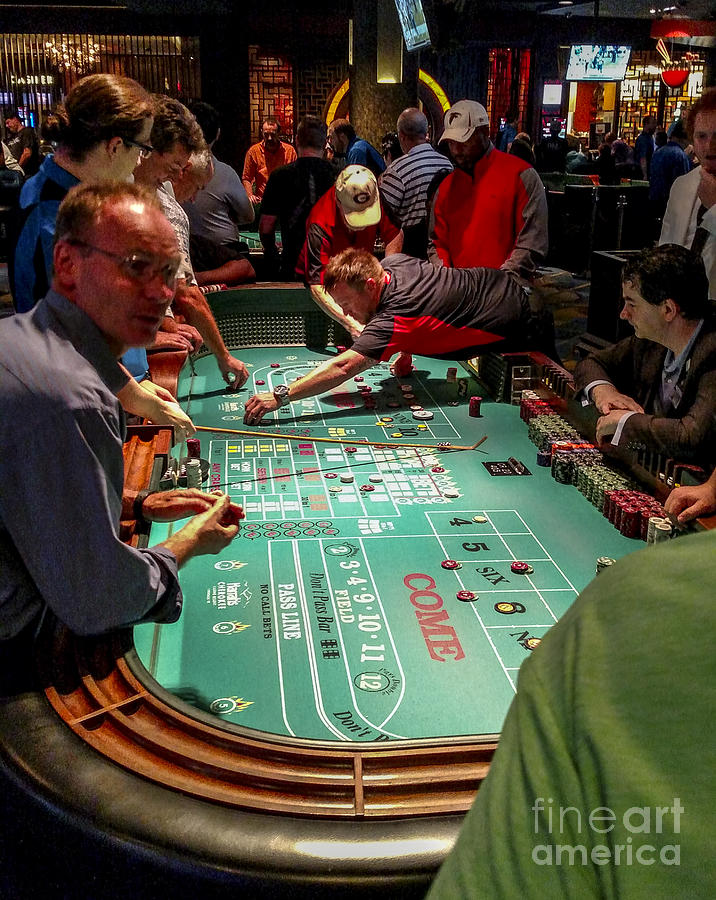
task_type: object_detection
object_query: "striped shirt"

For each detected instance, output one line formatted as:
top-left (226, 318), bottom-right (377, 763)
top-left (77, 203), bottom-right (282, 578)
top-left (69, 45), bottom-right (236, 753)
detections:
top-left (379, 143), bottom-right (453, 229)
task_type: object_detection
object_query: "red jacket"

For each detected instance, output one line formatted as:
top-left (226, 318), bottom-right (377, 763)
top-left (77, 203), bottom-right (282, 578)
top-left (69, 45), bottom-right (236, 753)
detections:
top-left (428, 145), bottom-right (548, 279)
top-left (297, 186), bottom-right (400, 284)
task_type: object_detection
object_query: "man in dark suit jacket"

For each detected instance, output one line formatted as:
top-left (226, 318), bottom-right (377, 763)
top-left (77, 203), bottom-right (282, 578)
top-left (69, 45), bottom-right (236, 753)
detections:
top-left (574, 244), bottom-right (716, 467)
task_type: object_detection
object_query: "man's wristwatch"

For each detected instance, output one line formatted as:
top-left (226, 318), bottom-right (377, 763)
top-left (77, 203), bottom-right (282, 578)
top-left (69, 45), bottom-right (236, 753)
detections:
top-left (273, 384), bottom-right (291, 407)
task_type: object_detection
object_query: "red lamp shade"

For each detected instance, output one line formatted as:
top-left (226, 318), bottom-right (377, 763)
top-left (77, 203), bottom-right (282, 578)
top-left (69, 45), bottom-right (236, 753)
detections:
top-left (661, 68), bottom-right (690, 89)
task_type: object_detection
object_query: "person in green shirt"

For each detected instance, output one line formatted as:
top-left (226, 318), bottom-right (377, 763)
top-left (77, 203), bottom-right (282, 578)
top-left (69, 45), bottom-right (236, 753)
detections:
top-left (427, 532), bottom-right (715, 899)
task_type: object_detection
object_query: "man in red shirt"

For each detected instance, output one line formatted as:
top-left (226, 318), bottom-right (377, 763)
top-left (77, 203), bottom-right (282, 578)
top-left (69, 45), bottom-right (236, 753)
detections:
top-left (429, 100), bottom-right (548, 280)
top-left (297, 164), bottom-right (403, 335)
top-left (243, 246), bottom-right (542, 425)
top-left (241, 117), bottom-right (296, 204)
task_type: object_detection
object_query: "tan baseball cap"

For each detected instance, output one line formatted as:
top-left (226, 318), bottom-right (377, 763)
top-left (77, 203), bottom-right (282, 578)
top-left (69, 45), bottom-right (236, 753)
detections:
top-left (335, 165), bottom-right (381, 228)
top-left (441, 100), bottom-right (489, 143)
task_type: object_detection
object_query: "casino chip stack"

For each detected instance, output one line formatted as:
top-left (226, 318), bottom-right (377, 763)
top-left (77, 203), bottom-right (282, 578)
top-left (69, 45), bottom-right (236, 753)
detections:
top-left (647, 516), bottom-right (673, 544)
top-left (186, 459), bottom-right (202, 488)
top-left (520, 397), bottom-right (670, 542)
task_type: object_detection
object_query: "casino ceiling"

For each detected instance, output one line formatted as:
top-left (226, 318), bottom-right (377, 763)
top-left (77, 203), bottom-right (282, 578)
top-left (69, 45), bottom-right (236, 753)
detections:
top-left (1, 0), bottom-right (715, 19)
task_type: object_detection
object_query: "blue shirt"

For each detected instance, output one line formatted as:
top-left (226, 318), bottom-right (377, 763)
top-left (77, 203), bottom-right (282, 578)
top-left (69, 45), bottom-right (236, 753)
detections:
top-left (661, 319), bottom-right (704, 410)
top-left (634, 131), bottom-right (655, 178)
top-left (13, 154), bottom-right (79, 313)
top-left (346, 137), bottom-right (386, 176)
top-left (12, 156), bottom-right (149, 378)
top-left (649, 141), bottom-right (692, 207)
top-left (0, 290), bottom-right (182, 639)
top-left (496, 124), bottom-right (517, 153)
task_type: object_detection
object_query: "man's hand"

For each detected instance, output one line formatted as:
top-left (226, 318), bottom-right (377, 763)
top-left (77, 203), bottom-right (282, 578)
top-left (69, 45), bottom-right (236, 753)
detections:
top-left (117, 378), bottom-right (196, 441)
top-left (138, 383), bottom-right (196, 442)
top-left (150, 330), bottom-right (194, 352)
top-left (157, 316), bottom-right (204, 352)
top-left (595, 410), bottom-right (626, 443)
top-left (157, 316), bottom-right (203, 352)
top-left (143, 489), bottom-right (244, 525)
top-left (218, 354), bottom-right (249, 391)
top-left (173, 322), bottom-right (203, 351)
top-left (155, 401), bottom-right (196, 443)
top-left (138, 381), bottom-right (175, 403)
top-left (162, 495), bottom-right (242, 565)
top-left (697, 167), bottom-right (716, 211)
top-left (590, 383), bottom-right (644, 415)
top-left (244, 391), bottom-right (279, 425)
top-left (665, 480), bottom-right (716, 524)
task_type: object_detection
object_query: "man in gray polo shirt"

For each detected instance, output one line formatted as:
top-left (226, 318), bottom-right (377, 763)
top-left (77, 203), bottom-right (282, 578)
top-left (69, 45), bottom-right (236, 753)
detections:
top-left (0, 182), bottom-right (243, 692)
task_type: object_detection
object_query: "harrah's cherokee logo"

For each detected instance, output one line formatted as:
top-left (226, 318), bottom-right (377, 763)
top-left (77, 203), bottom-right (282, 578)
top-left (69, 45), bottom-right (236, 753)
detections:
top-left (210, 696), bottom-right (254, 715)
top-left (213, 621), bottom-right (251, 635)
top-left (214, 559), bottom-right (248, 571)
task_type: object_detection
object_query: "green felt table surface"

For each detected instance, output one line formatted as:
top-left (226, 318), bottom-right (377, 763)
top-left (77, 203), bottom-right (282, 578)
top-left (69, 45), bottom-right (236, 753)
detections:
top-left (135, 348), bottom-right (638, 744)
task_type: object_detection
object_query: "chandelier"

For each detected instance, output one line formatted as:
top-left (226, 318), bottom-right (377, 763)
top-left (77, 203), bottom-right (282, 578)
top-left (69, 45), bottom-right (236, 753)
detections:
top-left (44, 39), bottom-right (101, 74)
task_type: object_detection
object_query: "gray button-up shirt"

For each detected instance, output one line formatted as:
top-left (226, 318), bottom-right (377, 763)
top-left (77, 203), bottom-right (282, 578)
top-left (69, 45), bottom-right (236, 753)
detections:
top-left (0, 290), bottom-right (182, 639)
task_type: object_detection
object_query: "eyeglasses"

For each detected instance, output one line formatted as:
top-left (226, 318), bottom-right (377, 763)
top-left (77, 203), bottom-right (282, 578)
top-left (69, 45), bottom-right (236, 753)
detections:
top-left (69, 240), bottom-right (182, 288)
top-left (122, 137), bottom-right (155, 159)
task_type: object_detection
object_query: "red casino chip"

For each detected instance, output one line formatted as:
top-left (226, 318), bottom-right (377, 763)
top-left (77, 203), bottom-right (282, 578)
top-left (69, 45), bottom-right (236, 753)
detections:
top-left (456, 590), bottom-right (476, 601)
top-left (345, 447), bottom-right (358, 454)
top-left (441, 559), bottom-right (461, 570)
top-left (510, 561), bottom-right (534, 574)
top-left (324, 473), bottom-right (338, 479)
top-left (360, 484), bottom-right (375, 492)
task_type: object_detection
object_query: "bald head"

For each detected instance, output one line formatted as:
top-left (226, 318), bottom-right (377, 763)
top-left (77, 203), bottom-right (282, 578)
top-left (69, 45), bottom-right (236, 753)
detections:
top-left (397, 108), bottom-right (429, 152)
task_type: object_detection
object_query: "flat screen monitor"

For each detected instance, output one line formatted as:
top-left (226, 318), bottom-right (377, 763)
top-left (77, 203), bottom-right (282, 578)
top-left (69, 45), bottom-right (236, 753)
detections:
top-left (566, 45), bottom-right (631, 81)
top-left (394, 0), bottom-right (432, 51)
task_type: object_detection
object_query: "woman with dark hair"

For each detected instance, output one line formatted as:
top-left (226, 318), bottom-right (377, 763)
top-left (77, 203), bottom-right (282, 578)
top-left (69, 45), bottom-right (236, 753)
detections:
top-left (12, 73), bottom-right (195, 435)
top-left (13, 73), bottom-right (154, 311)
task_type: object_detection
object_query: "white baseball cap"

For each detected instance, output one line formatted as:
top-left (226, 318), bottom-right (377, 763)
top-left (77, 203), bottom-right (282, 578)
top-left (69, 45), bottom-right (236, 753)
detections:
top-left (441, 100), bottom-right (489, 143)
top-left (335, 165), bottom-right (381, 228)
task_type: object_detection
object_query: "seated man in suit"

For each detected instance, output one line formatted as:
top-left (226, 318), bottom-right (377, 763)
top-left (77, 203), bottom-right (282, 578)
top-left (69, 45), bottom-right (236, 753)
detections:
top-left (574, 244), bottom-right (716, 467)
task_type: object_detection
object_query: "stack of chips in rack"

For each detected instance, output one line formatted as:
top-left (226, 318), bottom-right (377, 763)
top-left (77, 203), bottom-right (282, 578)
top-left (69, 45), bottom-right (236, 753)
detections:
top-left (603, 489), bottom-right (669, 540)
top-left (520, 391), bottom-right (671, 543)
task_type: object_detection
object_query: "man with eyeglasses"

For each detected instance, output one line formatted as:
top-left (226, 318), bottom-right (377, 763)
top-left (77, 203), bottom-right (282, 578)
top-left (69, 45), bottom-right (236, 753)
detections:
top-left (134, 96), bottom-right (249, 390)
top-left (0, 182), bottom-right (244, 694)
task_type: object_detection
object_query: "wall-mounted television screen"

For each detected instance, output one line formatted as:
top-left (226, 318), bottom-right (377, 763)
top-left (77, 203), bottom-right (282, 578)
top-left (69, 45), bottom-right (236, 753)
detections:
top-left (394, 0), bottom-right (432, 52)
top-left (566, 45), bottom-right (631, 81)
